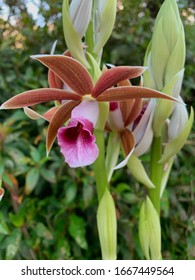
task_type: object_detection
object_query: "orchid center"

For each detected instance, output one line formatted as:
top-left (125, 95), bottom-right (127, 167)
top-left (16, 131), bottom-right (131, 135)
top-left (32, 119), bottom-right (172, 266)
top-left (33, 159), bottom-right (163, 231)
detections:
top-left (82, 94), bottom-right (96, 102)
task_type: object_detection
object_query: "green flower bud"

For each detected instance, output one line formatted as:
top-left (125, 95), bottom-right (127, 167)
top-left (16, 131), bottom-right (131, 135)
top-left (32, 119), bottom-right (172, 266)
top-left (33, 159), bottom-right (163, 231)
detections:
top-left (62, 0), bottom-right (89, 68)
top-left (93, 0), bottom-right (117, 54)
top-left (148, 0), bottom-right (185, 91)
top-left (97, 189), bottom-right (117, 260)
top-left (144, 0), bottom-right (186, 137)
top-left (69, 0), bottom-right (92, 38)
top-left (139, 196), bottom-right (161, 260)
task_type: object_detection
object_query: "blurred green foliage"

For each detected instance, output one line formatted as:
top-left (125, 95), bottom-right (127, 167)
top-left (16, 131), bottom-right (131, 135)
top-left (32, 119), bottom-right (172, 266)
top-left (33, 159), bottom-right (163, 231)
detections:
top-left (0, 0), bottom-right (195, 259)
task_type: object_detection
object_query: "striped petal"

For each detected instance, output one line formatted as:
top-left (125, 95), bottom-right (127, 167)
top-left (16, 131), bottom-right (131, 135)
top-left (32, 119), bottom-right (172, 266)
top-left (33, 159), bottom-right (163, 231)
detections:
top-left (120, 129), bottom-right (135, 157)
top-left (31, 55), bottom-right (94, 95)
top-left (114, 129), bottom-right (135, 169)
top-left (96, 86), bottom-right (179, 102)
top-left (48, 69), bottom-right (63, 89)
top-left (121, 98), bottom-right (143, 127)
top-left (46, 101), bottom-right (80, 154)
top-left (0, 88), bottom-right (81, 109)
top-left (93, 66), bottom-right (146, 97)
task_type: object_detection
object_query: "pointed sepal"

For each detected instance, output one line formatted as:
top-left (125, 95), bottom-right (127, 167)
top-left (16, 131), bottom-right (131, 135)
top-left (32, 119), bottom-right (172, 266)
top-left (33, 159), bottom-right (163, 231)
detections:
top-left (127, 154), bottom-right (155, 189)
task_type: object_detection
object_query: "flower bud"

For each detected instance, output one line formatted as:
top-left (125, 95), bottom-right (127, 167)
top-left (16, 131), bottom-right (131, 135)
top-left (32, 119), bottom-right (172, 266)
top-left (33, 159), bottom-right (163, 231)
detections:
top-left (62, 0), bottom-right (89, 68)
top-left (97, 189), bottom-right (117, 260)
top-left (139, 196), bottom-right (161, 260)
top-left (69, 0), bottom-right (92, 38)
top-left (144, 0), bottom-right (186, 137)
top-left (145, 0), bottom-right (185, 91)
top-left (93, 0), bottom-right (117, 54)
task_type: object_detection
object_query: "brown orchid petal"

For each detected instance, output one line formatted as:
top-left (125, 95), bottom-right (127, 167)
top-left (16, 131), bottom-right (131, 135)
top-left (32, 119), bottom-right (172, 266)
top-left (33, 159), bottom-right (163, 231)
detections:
top-left (46, 101), bottom-right (80, 154)
top-left (92, 66), bottom-right (146, 97)
top-left (32, 55), bottom-right (94, 95)
top-left (124, 98), bottom-right (143, 126)
top-left (0, 88), bottom-right (81, 109)
top-left (48, 69), bottom-right (63, 89)
top-left (96, 86), bottom-right (178, 102)
top-left (118, 79), bottom-right (132, 87)
top-left (43, 107), bottom-right (59, 122)
top-left (120, 129), bottom-right (135, 156)
top-left (120, 99), bottom-right (135, 124)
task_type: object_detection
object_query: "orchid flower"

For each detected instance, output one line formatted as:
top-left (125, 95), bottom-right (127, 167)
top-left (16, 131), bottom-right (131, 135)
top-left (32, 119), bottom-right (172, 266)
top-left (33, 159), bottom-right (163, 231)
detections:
top-left (1, 55), bottom-right (176, 168)
top-left (106, 88), bottom-right (156, 188)
top-left (57, 101), bottom-right (99, 167)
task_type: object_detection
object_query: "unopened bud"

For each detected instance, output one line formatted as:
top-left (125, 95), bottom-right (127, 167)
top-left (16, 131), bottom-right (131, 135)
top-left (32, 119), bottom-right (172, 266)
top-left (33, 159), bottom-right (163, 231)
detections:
top-left (97, 189), bottom-right (117, 260)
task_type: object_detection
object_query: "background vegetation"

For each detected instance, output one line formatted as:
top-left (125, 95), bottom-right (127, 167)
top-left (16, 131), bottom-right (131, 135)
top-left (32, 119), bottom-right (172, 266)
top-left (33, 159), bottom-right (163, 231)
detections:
top-left (0, 0), bottom-right (195, 259)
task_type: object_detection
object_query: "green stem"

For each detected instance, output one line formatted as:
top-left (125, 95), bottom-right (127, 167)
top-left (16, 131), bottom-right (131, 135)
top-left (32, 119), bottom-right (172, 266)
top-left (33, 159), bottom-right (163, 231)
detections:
top-left (149, 136), bottom-right (163, 216)
top-left (93, 129), bottom-right (109, 202)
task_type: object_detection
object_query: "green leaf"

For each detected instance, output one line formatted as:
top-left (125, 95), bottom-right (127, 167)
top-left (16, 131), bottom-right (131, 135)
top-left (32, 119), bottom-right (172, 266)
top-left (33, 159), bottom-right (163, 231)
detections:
top-left (9, 213), bottom-right (24, 228)
top-left (30, 146), bottom-right (41, 162)
top-left (5, 228), bottom-right (21, 260)
top-left (65, 183), bottom-right (77, 204)
top-left (82, 182), bottom-right (94, 208)
top-left (40, 168), bottom-right (56, 183)
top-left (34, 222), bottom-right (53, 240)
top-left (68, 214), bottom-right (88, 250)
top-left (25, 167), bottom-right (40, 195)
top-left (0, 212), bottom-right (10, 235)
top-left (2, 173), bottom-right (14, 190)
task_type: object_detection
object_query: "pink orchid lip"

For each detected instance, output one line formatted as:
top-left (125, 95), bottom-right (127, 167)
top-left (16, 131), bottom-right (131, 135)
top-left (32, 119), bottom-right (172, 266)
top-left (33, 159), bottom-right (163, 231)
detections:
top-left (57, 117), bottom-right (99, 168)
